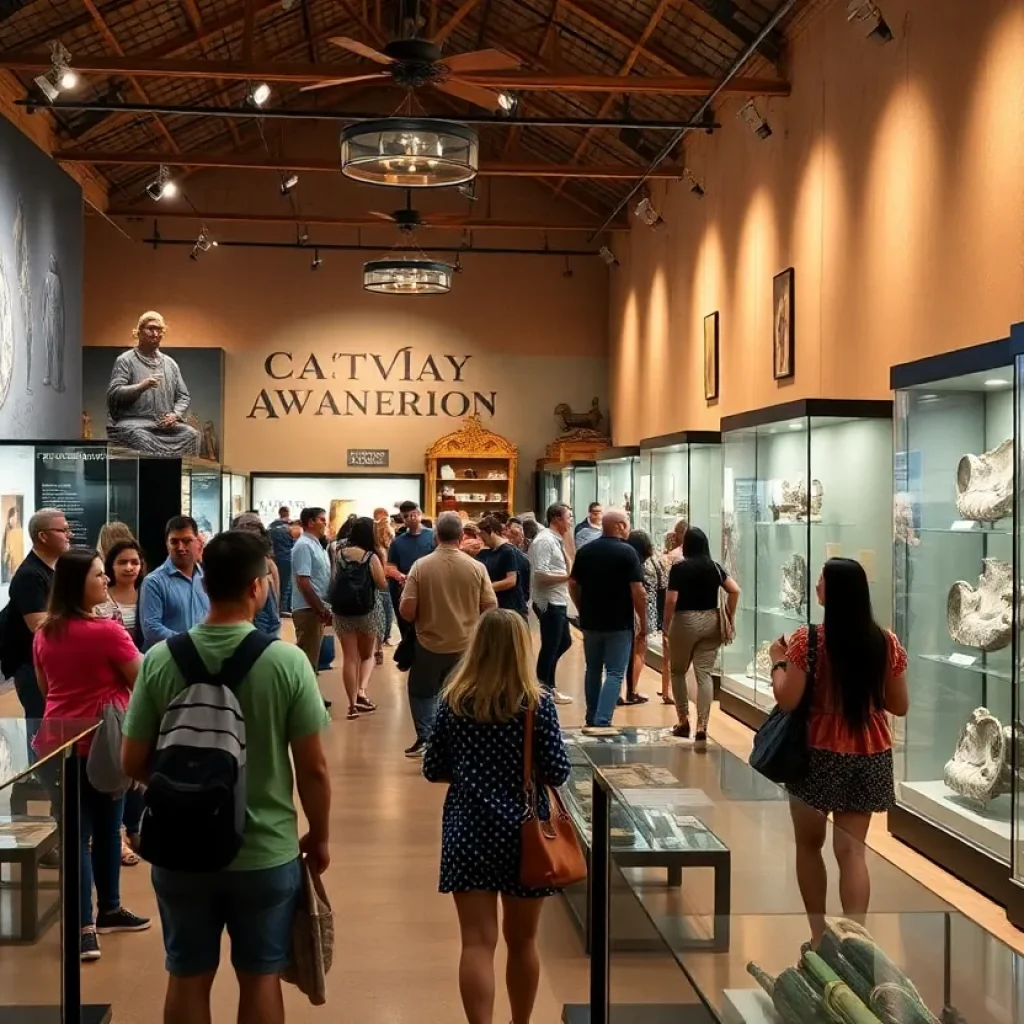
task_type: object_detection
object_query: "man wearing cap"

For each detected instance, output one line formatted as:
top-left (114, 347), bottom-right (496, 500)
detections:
top-left (106, 311), bottom-right (200, 456)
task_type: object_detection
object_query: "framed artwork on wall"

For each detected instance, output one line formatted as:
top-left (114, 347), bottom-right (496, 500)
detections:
top-left (703, 311), bottom-right (719, 401)
top-left (773, 267), bottom-right (795, 380)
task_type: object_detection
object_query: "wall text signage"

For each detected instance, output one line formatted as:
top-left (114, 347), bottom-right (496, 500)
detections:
top-left (347, 448), bottom-right (390, 467)
top-left (247, 349), bottom-right (497, 420)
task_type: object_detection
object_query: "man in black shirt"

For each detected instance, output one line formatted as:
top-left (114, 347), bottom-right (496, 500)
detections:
top-left (3, 508), bottom-right (71, 723)
top-left (569, 509), bottom-right (646, 728)
top-left (477, 516), bottom-right (526, 617)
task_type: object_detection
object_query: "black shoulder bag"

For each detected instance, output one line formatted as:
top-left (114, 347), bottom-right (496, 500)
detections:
top-left (748, 625), bottom-right (817, 786)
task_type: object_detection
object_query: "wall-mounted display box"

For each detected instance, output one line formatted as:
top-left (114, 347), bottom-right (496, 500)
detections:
top-left (538, 461), bottom-right (597, 525)
top-left (637, 431), bottom-right (722, 670)
top-left (718, 400), bottom-right (893, 730)
top-left (594, 447), bottom-right (639, 521)
top-left (889, 329), bottom-right (1024, 925)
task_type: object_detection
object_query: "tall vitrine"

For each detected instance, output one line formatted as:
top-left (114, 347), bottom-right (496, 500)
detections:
top-left (594, 447), bottom-right (639, 519)
top-left (537, 461), bottom-right (597, 525)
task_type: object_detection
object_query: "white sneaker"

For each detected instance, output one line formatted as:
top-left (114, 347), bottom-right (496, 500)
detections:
top-left (552, 691), bottom-right (574, 705)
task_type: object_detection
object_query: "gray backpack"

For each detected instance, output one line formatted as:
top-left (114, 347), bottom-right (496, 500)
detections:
top-left (86, 702), bottom-right (132, 797)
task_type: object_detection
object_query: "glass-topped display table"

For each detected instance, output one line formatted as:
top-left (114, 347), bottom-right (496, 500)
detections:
top-left (718, 400), bottom-right (893, 729)
top-left (562, 731), bottom-right (1011, 1024)
top-left (0, 718), bottom-right (111, 1024)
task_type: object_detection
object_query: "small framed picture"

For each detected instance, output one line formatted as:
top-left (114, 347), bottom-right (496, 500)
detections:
top-left (773, 267), bottom-right (795, 380)
top-left (703, 312), bottom-right (719, 402)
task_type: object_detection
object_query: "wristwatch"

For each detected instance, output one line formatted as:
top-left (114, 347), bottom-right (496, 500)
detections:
top-left (771, 660), bottom-right (788, 674)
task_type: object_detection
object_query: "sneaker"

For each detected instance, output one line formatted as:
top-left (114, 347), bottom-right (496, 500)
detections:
top-left (404, 740), bottom-right (425, 758)
top-left (552, 691), bottom-right (574, 705)
top-left (80, 930), bottom-right (101, 961)
top-left (693, 731), bottom-right (707, 752)
top-left (95, 907), bottom-right (151, 934)
top-left (672, 721), bottom-right (691, 739)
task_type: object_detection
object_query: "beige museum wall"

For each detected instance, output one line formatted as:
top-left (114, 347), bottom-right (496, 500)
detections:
top-left (610, 0), bottom-right (1024, 442)
top-left (83, 169), bottom-right (609, 509)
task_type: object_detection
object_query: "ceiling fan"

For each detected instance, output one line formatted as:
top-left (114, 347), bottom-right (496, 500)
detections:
top-left (367, 191), bottom-right (473, 231)
top-left (300, 0), bottom-right (520, 111)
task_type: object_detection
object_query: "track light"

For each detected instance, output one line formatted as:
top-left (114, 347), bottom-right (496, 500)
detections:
top-left (145, 165), bottom-right (178, 201)
top-left (33, 41), bottom-right (78, 102)
top-left (683, 168), bottom-right (705, 199)
top-left (248, 81), bottom-right (272, 107)
top-left (496, 91), bottom-right (517, 115)
top-left (297, 225), bottom-right (310, 245)
top-left (847, 0), bottom-right (893, 42)
top-left (738, 99), bottom-right (773, 140)
top-left (598, 246), bottom-right (619, 268)
top-left (635, 197), bottom-right (664, 229)
top-left (310, 249), bottom-right (323, 271)
top-left (279, 171), bottom-right (299, 194)
top-left (189, 225), bottom-right (218, 262)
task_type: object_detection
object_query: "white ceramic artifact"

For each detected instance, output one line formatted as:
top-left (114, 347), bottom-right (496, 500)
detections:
top-left (955, 438), bottom-right (1013, 522)
top-left (947, 558), bottom-right (1012, 652)
top-left (780, 554), bottom-right (807, 612)
top-left (943, 707), bottom-right (1010, 806)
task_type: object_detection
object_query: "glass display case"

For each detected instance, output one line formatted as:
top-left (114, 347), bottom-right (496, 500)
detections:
top-left (223, 470), bottom-right (249, 524)
top-left (638, 432), bottom-right (723, 670)
top-left (594, 448), bottom-right (639, 519)
top-left (718, 400), bottom-right (893, 730)
top-left (889, 330), bottom-right (1024, 924)
top-left (537, 461), bottom-right (597, 524)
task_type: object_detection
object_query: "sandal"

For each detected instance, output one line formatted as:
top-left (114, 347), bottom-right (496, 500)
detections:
top-left (374, 650), bottom-right (384, 666)
top-left (625, 693), bottom-right (649, 705)
top-left (346, 706), bottom-right (359, 720)
top-left (121, 839), bottom-right (139, 867)
top-left (356, 695), bottom-right (377, 713)
top-left (659, 692), bottom-right (675, 705)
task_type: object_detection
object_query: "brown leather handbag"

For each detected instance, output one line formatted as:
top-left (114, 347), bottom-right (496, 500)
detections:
top-left (519, 708), bottom-right (587, 890)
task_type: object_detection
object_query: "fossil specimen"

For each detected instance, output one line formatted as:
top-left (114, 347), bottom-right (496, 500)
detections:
top-left (780, 554), bottom-right (807, 612)
top-left (746, 641), bottom-right (773, 681)
top-left (955, 438), bottom-right (1013, 523)
top-left (947, 558), bottom-right (1012, 651)
top-left (943, 707), bottom-right (1012, 806)
top-left (894, 492), bottom-right (919, 545)
top-left (771, 477), bottom-right (823, 522)
top-left (41, 254), bottom-right (64, 392)
top-left (13, 195), bottom-right (31, 395)
top-left (0, 253), bottom-right (13, 413)
top-left (661, 498), bottom-right (689, 519)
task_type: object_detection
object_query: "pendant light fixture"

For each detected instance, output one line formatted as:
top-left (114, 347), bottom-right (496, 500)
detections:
top-left (363, 257), bottom-right (454, 295)
top-left (340, 117), bottom-right (479, 188)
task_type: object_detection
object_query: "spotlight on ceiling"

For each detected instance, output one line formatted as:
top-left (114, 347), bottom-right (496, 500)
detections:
top-left (683, 168), bottom-right (706, 199)
top-left (598, 246), bottom-right (620, 268)
top-left (279, 171), bottom-right (299, 195)
top-left (189, 224), bottom-right (218, 262)
top-left (248, 81), bottom-right (272, 107)
top-left (311, 249), bottom-right (323, 271)
top-left (33, 40), bottom-right (78, 102)
top-left (145, 165), bottom-right (178, 201)
top-left (738, 99), bottom-right (773, 140)
top-left (847, 0), bottom-right (894, 42)
top-left (497, 91), bottom-right (517, 115)
top-left (635, 197), bottom-right (664, 230)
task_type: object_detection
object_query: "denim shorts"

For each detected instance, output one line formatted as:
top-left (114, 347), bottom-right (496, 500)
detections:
top-left (152, 858), bottom-right (302, 977)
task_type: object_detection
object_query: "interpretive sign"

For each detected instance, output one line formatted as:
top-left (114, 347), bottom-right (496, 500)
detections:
top-left (347, 449), bottom-right (390, 468)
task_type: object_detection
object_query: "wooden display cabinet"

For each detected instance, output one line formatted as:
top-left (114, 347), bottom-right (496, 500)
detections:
top-left (425, 415), bottom-right (518, 519)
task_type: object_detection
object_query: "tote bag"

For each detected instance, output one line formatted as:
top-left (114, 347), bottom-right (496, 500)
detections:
top-left (283, 860), bottom-right (334, 1006)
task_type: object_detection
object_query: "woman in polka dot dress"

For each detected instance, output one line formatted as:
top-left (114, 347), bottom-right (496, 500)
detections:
top-left (424, 608), bottom-right (571, 1024)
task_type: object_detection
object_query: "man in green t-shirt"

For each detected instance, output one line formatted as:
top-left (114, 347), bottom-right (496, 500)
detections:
top-left (122, 530), bottom-right (331, 1024)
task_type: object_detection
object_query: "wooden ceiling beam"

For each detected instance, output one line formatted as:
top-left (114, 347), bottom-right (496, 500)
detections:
top-left (104, 209), bottom-right (629, 231)
top-left (179, 0), bottom-right (243, 149)
top-left (434, 0), bottom-right (486, 44)
top-left (55, 148), bottom-right (684, 178)
top-left (0, 54), bottom-right (790, 94)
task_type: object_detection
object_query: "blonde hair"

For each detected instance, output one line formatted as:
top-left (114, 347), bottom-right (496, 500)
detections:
top-left (97, 521), bottom-right (135, 559)
top-left (373, 516), bottom-right (394, 552)
top-left (443, 610), bottom-right (541, 724)
top-left (132, 311), bottom-right (168, 340)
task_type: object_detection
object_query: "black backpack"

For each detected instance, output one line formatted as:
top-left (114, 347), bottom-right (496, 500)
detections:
top-left (139, 630), bottom-right (275, 872)
top-left (329, 550), bottom-right (376, 616)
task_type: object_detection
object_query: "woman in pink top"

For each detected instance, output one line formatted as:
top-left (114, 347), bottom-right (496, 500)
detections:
top-left (33, 548), bottom-right (150, 962)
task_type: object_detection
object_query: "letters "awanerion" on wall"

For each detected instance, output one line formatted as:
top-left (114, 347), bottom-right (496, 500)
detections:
top-left (247, 346), bottom-right (497, 419)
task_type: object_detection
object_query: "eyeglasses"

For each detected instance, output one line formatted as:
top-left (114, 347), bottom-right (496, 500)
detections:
top-left (46, 526), bottom-right (72, 534)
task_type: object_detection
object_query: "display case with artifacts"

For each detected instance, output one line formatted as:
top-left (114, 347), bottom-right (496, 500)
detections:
top-left (889, 328), bottom-right (1024, 925)
top-left (595, 448), bottom-right (639, 522)
top-left (637, 431), bottom-right (723, 670)
top-left (719, 399), bottom-right (893, 730)
top-left (535, 460), bottom-right (597, 525)
top-left (425, 415), bottom-right (517, 517)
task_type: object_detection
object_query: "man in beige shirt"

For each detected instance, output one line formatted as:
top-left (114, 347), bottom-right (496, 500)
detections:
top-left (400, 511), bottom-right (497, 756)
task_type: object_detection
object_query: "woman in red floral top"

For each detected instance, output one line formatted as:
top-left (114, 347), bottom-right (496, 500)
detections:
top-left (769, 558), bottom-right (908, 944)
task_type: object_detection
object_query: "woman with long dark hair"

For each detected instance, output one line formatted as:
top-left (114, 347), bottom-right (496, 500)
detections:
top-left (33, 548), bottom-right (149, 961)
top-left (770, 557), bottom-right (909, 944)
top-left (663, 527), bottom-right (740, 748)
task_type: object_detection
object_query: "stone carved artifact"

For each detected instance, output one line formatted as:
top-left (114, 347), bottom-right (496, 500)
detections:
top-left (943, 707), bottom-right (1015, 806)
top-left (946, 558), bottom-right (1012, 652)
top-left (955, 438), bottom-right (1013, 523)
top-left (771, 477), bottom-right (823, 522)
top-left (745, 641), bottom-right (773, 681)
top-left (780, 554), bottom-right (807, 612)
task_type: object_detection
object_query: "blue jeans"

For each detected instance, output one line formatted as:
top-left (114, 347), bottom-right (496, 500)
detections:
top-left (152, 858), bottom-right (302, 977)
top-left (583, 629), bottom-right (633, 727)
top-left (275, 557), bottom-right (292, 613)
top-left (79, 762), bottom-right (125, 927)
top-left (410, 694), bottom-right (439, 745)
top-left (534, 603), bottom-right (571, 691)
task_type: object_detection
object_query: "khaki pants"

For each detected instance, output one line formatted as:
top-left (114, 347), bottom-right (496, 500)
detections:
top-left (293, 608), bottom-right (325, 673)
top-left (668, 610), bottom-right (721, 733)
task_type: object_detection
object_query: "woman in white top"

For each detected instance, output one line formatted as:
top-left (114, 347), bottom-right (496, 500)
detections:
top-left (100, 539), bottom-right (145, 645)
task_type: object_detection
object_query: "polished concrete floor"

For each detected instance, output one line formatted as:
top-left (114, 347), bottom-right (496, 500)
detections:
top-left (1, 626), bottom-right (1022, 1021)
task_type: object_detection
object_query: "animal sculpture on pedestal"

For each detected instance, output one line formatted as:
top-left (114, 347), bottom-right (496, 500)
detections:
top-left (946, 558), bottom-right (1012, 652)
top-left (955, 438), bottom-right (1013, 523)
top-left (943, 707), bottom-right (1013, 806)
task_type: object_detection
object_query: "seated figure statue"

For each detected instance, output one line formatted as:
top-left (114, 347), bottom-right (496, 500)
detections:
top-left (106, 311), bottom-right (200, 457)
